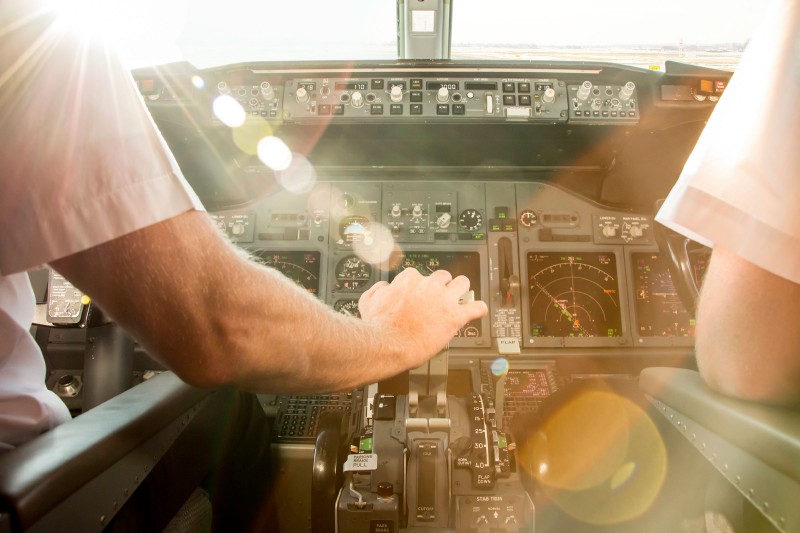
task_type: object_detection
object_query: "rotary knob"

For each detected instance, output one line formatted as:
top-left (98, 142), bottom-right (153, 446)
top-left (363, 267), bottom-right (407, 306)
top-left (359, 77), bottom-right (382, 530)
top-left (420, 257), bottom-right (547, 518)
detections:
top-left (437, 86), bottom-right (449, 103)
top-left (542, 87), bottom-right (556, 104)
top-left (296, 86), bottom-right (309, 103)
top-left (260, 81), bottom-right (275, 100)
top-left (629, 225), bottom-right (644, 238)
top-left (620, 81), bottom-right (636, 101)
top-left (577, 81), bottom-right (592, 101)
top-left (390, 85), bottom-right (403, 103)
top-left (436, 212), bottom-right (452, 229)
top-left (390, 205), bottom-right (402, 218)
top-left (351, 91), bottom-right (364, 108)
top-left (412, 205), bottom-right (423, 217)
top-left (602, 225), bottom-right (617, 238)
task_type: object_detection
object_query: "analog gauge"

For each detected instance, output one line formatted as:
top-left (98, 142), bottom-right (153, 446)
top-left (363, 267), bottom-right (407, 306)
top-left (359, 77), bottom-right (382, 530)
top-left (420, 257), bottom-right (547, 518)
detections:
top-left (458, 209), bottom-right (483, 232)
top-left (335, 255), bottom-right (372, 290)
top-left (334, 299), bottom-right (361, 318)
top-left (251, 251), bottom-right (321, 295)
top-left (338, 215), bottom-right (371, 245)
top-left (519, 209), bottom-right (537, 228)
top-left (527, 252), bottom-right (621, 338)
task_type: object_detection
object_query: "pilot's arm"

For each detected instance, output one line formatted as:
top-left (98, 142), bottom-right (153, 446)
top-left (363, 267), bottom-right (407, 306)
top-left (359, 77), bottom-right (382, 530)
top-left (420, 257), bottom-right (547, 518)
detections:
top-left (693, 247), bottom-right (800, 405)
top-left (656, 0), bottom-right (800, 406)
top-left (1, 4), bottom-right (487, 395)
top-left (50, 211), bottom-right (487, 393)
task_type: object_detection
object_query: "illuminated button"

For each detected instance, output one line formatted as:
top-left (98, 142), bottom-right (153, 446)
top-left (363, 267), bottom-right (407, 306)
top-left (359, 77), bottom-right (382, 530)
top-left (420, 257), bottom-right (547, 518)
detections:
top-left (390, 104), bottom-right (403, 115)
top-left (371, 79), bottom-right (384, 89)
top-left (602, 111), bottom-right (609, 117)
top-left (620, 111), bottom-right (627, 117)
top-left (502, 82), bottom-right (515, 93)
top-left (410, 78), bottom-right (423, 90)
top-left (370, 104), bottom-right (384, 115)
top-left (410, 91), bottom-right (423, 102)
top-left (436, 104), bottom-right (449, 115)
top-left (518, 82), bottom-right (531, 92)
top-left (629, 111), bottom-right (636, 117)
top-left (333, 105), bottom-right (345, 115)
top-left (518, 95), bottom-right (531, 105)
top-left (410, 104), bottom-right (423, 115)
top-left (453, 104), bottom-right (465, 115)
top-left (318, 104), bottom-right (331, 115)
top-left (503, 95), bottom-right (516, 105)
top-left (611, 111), bottom-right (618, 117)
top-left (592, 111), bottom-right (600, 117)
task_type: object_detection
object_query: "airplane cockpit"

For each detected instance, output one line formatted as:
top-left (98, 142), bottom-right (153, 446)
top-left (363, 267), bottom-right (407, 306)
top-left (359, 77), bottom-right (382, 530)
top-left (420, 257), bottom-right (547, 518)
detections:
top-left (2, 1), bottom-right (799, 532)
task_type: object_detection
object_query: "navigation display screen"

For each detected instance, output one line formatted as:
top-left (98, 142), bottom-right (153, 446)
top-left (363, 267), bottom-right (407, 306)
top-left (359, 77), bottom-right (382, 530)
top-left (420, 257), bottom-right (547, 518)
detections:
top-left (631, 252), bottom-right (708, 337)
top-left (389, 251), bottom-right (482, 338)
top-left (527, 252), bottom-right (622, 338)
top-left (251, 250), bottom-right (321, 296)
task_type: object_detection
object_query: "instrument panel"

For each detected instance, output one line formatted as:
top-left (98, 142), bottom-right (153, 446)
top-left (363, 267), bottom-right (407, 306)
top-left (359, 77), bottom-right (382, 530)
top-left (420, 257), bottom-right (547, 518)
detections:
top-left (211, 179), bottom-right (696, 353)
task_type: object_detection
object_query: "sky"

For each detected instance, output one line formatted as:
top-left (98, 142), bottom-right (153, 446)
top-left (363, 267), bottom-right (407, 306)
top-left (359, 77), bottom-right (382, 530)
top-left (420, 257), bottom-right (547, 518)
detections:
top-left (59, 0), bottom-right (769, 68)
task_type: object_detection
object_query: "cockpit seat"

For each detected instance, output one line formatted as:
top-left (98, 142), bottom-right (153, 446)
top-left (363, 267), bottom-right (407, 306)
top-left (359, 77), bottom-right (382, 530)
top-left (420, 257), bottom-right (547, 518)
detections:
top-left (0, 371), bottom-right (224, 532)
top-left (640, 367), bottom-right (800, 533)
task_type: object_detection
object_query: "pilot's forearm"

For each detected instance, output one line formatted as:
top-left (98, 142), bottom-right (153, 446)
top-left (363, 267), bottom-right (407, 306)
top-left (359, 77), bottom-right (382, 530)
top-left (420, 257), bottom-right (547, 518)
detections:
top-left (694, 247), bottom-right (800, 406)
top-left (51, 210), bottom-right (486, 393)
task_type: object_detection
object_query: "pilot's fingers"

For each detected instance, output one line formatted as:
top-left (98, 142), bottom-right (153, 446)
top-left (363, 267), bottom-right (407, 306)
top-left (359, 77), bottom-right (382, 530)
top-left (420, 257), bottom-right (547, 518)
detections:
top-left (359, 280), bottom-right (389, 307)
top-left (458, 300), bottom-right (489, 323)
top-left (444, 274), bottom-right (471, 298)
top-left (427, 269), bottom-right (453, 285)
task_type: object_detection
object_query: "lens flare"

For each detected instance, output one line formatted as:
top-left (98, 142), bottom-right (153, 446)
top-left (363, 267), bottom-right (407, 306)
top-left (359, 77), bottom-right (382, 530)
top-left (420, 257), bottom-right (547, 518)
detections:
top-left (275, 154), bottom-right (316, 194)
top-left (191, 75), bottom-right (205, 89)
top-left (353, 223), bottom-right (398, 266)
top-left (257, 136), bottom-right (292, 171)
top-left (491, 357), bottom-right (509, 377)
top-left (233, 123), bottom-right (274, 155)
top-left (516, 389), bottom-right (667, 525)
top-left (212, 95), bottom-right (246, 127)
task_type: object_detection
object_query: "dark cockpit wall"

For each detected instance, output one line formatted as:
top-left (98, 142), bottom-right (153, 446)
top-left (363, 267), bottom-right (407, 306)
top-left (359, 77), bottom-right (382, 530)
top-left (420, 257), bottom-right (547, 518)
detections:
top-left (3, 57), bottom-right (800, 533)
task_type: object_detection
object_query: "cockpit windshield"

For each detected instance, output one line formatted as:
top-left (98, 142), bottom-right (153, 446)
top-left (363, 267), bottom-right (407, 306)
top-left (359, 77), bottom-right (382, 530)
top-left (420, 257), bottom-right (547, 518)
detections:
top-left (69, 0), bottom-right (766, 71)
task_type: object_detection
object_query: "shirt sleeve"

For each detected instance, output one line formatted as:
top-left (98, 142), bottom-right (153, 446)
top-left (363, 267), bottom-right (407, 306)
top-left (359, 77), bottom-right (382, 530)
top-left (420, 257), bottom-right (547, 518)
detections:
top-left (0, 2), bottom-right (204, 276)
top-left (656, 0), bottom-right (800, 285)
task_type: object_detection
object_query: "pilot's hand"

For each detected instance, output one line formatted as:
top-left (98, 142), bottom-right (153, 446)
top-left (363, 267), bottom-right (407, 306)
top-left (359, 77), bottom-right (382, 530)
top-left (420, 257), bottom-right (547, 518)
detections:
top-left (358, 267), bottom-right (488, 369)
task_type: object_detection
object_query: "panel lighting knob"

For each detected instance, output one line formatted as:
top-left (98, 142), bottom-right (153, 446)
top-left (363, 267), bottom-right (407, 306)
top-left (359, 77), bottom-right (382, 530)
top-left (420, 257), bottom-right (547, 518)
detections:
top-left (390, 85), bottom-right (403, 103)
top-left (577, 80), bottom-right (592, 101)
top-left (217, 81), bottom-right (230, 95)
top-left (591, 98), bottom-right (602, 111)
top-left (260, 81), bottom-right (275, 100)
top-left (602, 225), bottom-right (617, 238)
top-left (620, 81), bottom-right (636, 101)
top-left (542, 87), bottom-right (556, 104)
top-left (436, 212), bottom-right (452, 229)
top-left (629, 225), bottom-right (644, 238)
top-left (296, 86), bottom-right (309, 103)
top-left (351, 91), bottom-right (365, 108)
top-left (437, 86), bottom-right (450, 103)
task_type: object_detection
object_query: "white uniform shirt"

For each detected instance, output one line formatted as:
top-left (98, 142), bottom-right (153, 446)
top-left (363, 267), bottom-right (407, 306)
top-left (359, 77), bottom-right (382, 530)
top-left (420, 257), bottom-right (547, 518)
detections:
top-left (656, 0), bottom-right (800, 285)
top-left (0, 3), bottom-right (203, 450)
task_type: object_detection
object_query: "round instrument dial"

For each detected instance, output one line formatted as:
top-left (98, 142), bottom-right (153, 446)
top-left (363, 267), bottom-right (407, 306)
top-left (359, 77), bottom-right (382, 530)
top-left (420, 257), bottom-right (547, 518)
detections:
top-left (458, 209), bottom-right (483, 232)
top-left (338, 215), bottom-right (371, 245)
top-left (335, 256), bottom-right (372, 290)
top-left (334, 299), bottom-right (361, 318)
top-left (528, 253), bottom-right (621, 338)
top-left (519, 210), bottom-right (537, 228)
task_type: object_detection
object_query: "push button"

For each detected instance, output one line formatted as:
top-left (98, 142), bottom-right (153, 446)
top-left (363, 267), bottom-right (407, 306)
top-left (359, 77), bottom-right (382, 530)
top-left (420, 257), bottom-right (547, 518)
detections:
top-left (502, 82), bottom-right (516, 93)
top-left (452, 104), bottom-right (465, 115)
top-left (410, 103), bottom-right (423, 115)
top-left (436, 104), bottom-right (450, 115)
top-left (503, 95), bottom-right (516, 105)
top-left (390, 104), bottom-right (403, 115)
top-left (410, 91), bottom-right (423, 102)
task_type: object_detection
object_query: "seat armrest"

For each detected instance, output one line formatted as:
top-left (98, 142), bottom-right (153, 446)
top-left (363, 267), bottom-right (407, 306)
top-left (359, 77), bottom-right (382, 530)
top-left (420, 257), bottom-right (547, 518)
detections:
top-left (0, 372), bottom-right (212, 530)
top-left (640, 367), bottom-right (800, 481)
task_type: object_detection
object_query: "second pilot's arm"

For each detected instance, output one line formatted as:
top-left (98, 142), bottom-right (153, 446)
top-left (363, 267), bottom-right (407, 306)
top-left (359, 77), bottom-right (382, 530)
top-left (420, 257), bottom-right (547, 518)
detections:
top-left (656, 0), bottom-right (800, 406)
